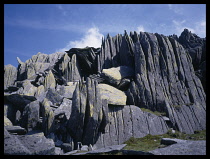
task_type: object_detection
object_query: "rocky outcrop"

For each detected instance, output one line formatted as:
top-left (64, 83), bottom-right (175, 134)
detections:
top-left (101, 66), bottom-right (134, 88)
top-left (4, 64), bottom-right (17, 90)
top-left (171, 29), bottom-right (206, 92)
top-left (4, 128), bottom-right (56, 155)
top-left (98, 84), bottom-right (127, 105)
top-left (149, 138), bottom-right (206, 155)
top-left (94, 105), bottom-right (168, 149)
top-left (4, 28), bottom-right (206, 155)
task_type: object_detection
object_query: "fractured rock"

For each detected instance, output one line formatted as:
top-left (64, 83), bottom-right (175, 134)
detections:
top-left (20, 100), bottom-right (40, 131)
top-left (4, 64), bottom-right (17, 90)
top-left (101, 66), bottom-right (134, 87)
top-left (98, 83), bottom-right (127, 105)
top-left (4, 128), bottom-right (31, 155)
top-left (17, 132), bottom-right (56, 155)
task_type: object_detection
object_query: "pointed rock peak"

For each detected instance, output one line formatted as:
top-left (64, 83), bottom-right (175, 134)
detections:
top-left (124, 30), bottom-right (128, 36)
top-left (130, 31), bottom-right (134, 37)
top-left (107, 33), bottom-right (111, 39)
top-left (17, 57), bottom-right (23, 65)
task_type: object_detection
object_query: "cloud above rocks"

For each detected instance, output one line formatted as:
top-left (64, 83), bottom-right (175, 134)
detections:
top-left (137, 25), bottom-right (145, 32)
top-left (172, 19), bottom-right (206, 37)
top-left (57, 27), bottom-right (104, 52)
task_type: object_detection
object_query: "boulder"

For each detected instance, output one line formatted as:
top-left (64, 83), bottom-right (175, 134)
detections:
top-left (149, 139), bottom-right (206, 155)
top-left (45, 88), bottom-right (63, 105)
top-left (56, 82), bottom-right (77, 99)
top-left (17, 132), bottom-right (56, 155)
top-left (4, 116), bottom-right (13, 126)
top-left (20, 100), bottom-right (40, 131)
top-left (5, 125), bottom-right (27, 135)
top-left (17, 80), bottom-right (37, 96)
top-left (54, 98), bottom-right (72, 120)
top-left (4, 64), bottom-right (17, 90)
top-left (98, 84), bottom-right (127, 105)
top-left (35, 85), bottom-right (46, 102)
top-left (101, 66), bottom-right (134, 87)
top-left (61, 143), bottom-right (74, 152)
top-left (44, 70), bottom-right (56, 91)
top-left (5, 94), bottom-right (37, 112)
top-left (41, 98), bottom-right (55, 135)
top-left (4, 128), bottom-right (31, 155)
top-left (80, 145), bottom-right (89, 152)
top-left (73, 144), bottom-right (127, 155)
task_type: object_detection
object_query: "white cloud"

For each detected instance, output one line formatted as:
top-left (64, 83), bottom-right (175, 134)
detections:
top-left (172, 20), bottom-right (195, 36)
top-left (57, 27), bottom-right (104, 52)
top-left (137, 25), bottom-right (145, 32)
top-left (194, 20), bottom-right (206, 37)
top-left (172, 19), bottom-right (206, 37)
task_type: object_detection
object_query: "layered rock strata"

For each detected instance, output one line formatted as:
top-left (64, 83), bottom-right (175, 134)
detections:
top-left (4, 29), bottom-right (206, 154)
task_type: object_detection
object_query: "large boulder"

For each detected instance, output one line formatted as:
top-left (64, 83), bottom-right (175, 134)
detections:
top-left (4, 128), bottom-right (31, 155)
top-left (149, 139), bottom-right (206, 155)
top-left (56, 82), bottom-right (77, 99)
top-left (44, 70), bottom-right (56, 91)
top-left (4, 116), bottom-right (13, 126)
top-left (98, 84), bottom-right (127, 105)
top-left (17, 132), bottom-right (56, 155)
top-left (4, 64), bottom-right (17, 90)
top-left (101, 66), bottom-right (134, 87)
top-left (20, 100), bottom-right (40, 131)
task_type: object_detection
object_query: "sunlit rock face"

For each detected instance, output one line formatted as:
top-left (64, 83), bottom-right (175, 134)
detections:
top-left (4, 29), bottom-right (206, 154)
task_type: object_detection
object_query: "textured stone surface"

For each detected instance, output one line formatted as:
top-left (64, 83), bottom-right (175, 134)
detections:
top-left (94, 105), bottom-right (168, 149)
top-left (20, 100), bottom-right (40, 131)
top-left (4, 29), bottom-right (206, 155)
top-left (73, 144), bottom-right (127, 155)
top-left (98, 83), bottom-right (127, 105)
top-left (4, 64), bottom-right (17, 90)
top-left (4, 116), bottom-right (13, 126)
top-left (149, 139), bottom-right (206, 155)
top-left (101, 66), bottom-right (134, 86)
top-left (4, 128), bottom-right (31, 155)
top-left (5, 125), bottom-right (27, 135)
top-left (56, 82), bottom-right (77, 99)
top-left (17, 132), bottom-right (56, 155)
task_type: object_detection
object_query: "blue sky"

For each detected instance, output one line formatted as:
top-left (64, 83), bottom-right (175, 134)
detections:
top-left (4, 4), bottom-right (206, 67)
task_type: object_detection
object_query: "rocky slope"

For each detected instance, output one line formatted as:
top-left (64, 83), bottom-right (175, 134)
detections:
top-left (4, 29), bottom-right (206, 155)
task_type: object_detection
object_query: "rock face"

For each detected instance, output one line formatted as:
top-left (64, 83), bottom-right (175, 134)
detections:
top-left (4, 64), bottom-right (17, 90)
top-left (149, 138), bottom-right (206, 155)
top-left (101, 66), bottom-right (134, 87)
top-left (177, 29), bottom-right (206, 92)
top-left (4, 29), bottom-right (206, 155)
top-left (98, 84), bottom-right (127, 105)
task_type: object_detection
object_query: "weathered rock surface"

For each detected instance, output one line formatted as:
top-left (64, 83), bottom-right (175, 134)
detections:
top-left (101, 66), bottom-right (134, 87)
top-left (4, 29), bottom-right (206, 155)
top-left (94, 105), bottom-right (168, 149)
top-left (98, 83), bottom-right (127, 105)
top-left (5, 125), bottom-right (27, 135)
top-left (73, 144), bottom-right (127, 155)
top-left (4, 116), bottom-right (13, 126)
top-left (20, 100), bottom-right (40, 131)
top-left (4, 64), bottom-right (17, 90)
top-left (149, 139), bottom-right (206, 155)
top-left (56, 82), bottom-right (77, 99)
top-left (16, 132), bottom-right (56, 155)
top-left (4, 128), bottom-right (32, 155)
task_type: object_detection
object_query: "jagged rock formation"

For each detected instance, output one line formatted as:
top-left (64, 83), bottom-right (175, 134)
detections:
top-left (4, 29), bottom-right (206, 155)
top-left (4, 64), bottom-right (17, 90)
top-left (177, 29), bottom-right (206, 92)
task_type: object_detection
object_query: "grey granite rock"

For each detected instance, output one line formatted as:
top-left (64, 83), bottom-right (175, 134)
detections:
top-left (149, 139), bottom-right (206, 155)
top-left (4, 64), bottom-right (17, 90)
